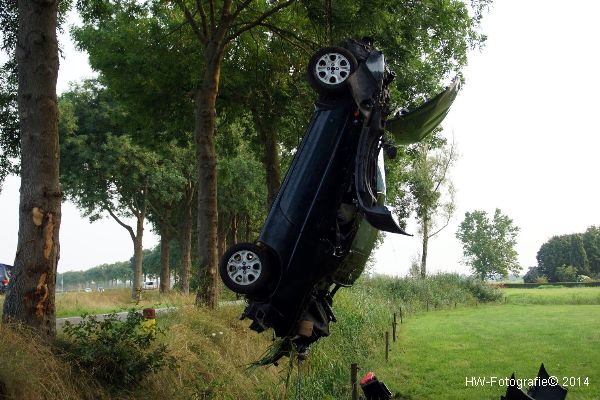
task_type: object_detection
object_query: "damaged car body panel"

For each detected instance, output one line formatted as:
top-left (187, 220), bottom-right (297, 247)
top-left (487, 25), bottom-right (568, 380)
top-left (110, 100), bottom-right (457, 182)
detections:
top-left (219, 38), bottom-right (460, 361)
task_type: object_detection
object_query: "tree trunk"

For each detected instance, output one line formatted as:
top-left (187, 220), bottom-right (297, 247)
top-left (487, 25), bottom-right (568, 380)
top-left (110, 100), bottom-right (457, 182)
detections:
top-left (180, 184), bottom-right (194, 295)
top-left (218, 212), bottom-right (228, 258)
top-left (254, 114), bottom-right (281, 208)
top-left (245, 214), bottom-right (251, 242)
top-left (420, 216), bottom-right (429, 279)
top-left (231, 213), bottom-right (238, 245)
top-left (131, 212), bottom-right (145, 300)
top-left (194, 42), bottom-right (223, 308)
top-left (159, 229), bottom-right (171, 293)
top-left (2, 0), bottom-right (61, 339)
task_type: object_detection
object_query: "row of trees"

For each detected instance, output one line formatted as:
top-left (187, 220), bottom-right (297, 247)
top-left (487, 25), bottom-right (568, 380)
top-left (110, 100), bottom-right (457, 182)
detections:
top-left (58, 243), bottom-right (180, 290)
top-left (58, 261), bottom-right (132, 290)
top-left (1, 0), bottom-right (492, 338)
top-left (523, 226), bottom-right (600, 282)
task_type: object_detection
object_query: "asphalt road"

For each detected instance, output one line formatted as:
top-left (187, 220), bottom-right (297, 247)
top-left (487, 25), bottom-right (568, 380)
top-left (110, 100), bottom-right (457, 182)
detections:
top-left (55, 300), bottom-right (245, 329)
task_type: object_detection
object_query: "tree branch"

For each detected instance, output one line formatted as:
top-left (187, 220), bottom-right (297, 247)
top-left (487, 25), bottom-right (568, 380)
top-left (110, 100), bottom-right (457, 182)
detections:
top-left (230, 0), bottom-right (253, 21)
top-left (258, 22), bottom-right (317, 50)
top-left (433, 137), bottom-right (455, 194)
top-left (174, 0), bottom-right (207, 43)
top-left (221, 0), bottom-right (233, 21)
top-left (226, 0), bottom-right (296, 42)
top-left (428, 214), bottom-right (451, 239)
top-left (105, 206), bottom-right (136, 242)
top-left (195, 0), bottom-right (210, 36)
top-left (207, 0), bottom-right (216, 32)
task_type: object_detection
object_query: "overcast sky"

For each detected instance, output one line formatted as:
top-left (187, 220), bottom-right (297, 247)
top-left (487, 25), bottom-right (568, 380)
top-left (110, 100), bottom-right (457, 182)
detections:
top-left (1, 0), bottom-right (599, 275)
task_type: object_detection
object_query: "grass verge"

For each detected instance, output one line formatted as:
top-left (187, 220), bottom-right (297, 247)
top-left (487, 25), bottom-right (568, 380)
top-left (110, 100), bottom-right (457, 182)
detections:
top-left (376, 303), bottom-right (600, 399)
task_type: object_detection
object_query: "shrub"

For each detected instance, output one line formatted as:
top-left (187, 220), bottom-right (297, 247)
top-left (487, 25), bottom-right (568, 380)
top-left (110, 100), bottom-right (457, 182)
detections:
top-left (59, 310), bottom-right (176, 389)
top-left (523, 266), bottom-right (542, 283)
top-left (556, 265), bottom-right (578, 282)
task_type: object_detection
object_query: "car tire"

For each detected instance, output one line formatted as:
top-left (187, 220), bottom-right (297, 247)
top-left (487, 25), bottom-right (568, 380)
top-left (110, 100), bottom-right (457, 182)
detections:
top-left (307, 47), bottom-right (358, 96)
top-left (219, 243), bottom-right (271, 295)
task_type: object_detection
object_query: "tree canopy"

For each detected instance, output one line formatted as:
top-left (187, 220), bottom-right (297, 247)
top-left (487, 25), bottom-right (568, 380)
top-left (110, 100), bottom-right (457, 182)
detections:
top-left (456, 208), bottom-right (521, 280)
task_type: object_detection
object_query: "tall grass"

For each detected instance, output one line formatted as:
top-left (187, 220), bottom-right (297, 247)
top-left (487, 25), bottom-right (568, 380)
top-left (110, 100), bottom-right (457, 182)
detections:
top-left (0, 274), bottom-right (499, 399)
top-left (0, 324), bottom-right (107, 400)
top-left (362, 273), bottom-right (502, 314)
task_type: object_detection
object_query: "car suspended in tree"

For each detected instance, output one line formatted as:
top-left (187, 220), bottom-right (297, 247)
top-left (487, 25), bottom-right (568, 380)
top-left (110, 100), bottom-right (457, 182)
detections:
top-left (219, 37), bottom-right (460, 363)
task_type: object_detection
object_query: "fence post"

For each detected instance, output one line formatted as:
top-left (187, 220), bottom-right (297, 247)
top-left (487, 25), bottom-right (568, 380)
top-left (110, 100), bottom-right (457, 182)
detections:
top-left (454, 301), bottom-right (457, 309)
top-left (392, 313), bottom-right (397, 343)
top-left (351, 363), bottom-right (359, 400)
top-left (400, 307), bottom-right (403, 324)
top-left (426, 301), bottom-right (429, 312)
top-left (385, 331), bottom-right (390, 362)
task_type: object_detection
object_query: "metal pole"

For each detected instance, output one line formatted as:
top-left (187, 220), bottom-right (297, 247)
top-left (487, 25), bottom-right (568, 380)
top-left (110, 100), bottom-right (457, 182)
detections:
top-left (351, 363), bottom-right (359, 400)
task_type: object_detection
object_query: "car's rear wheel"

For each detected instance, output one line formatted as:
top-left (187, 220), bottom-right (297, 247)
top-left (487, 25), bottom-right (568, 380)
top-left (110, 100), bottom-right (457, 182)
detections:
top-left (307, 47), bottom-right (357, 96)
top-left (219, 243), bottom-right (271, 295)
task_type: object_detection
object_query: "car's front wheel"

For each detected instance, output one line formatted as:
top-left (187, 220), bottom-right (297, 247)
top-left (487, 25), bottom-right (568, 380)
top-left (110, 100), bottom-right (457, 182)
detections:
top-left (219, 243), bottom-right (271, 295)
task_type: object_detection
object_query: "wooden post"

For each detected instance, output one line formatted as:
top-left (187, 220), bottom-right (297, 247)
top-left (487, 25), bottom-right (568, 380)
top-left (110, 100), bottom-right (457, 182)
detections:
top-left (426, 301), bottom-right (429, 312)
top-left (385, 331), bottom-right (390, 362)
top-left (392, 313), bottom-right (397, 343)
top-left (400, 307), bottom-right (403, 324)
top-left (454, 301), bottom-right (457, 309)
top-left (351, 363), bottom-right (359, 400)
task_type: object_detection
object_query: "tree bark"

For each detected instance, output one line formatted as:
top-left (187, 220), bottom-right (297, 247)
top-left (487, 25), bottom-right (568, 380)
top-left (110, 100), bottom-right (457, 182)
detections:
top-left (180, 187), bottom-right (193, 295)
top-left (253, 111), bottom-right (281, 208)
top-left (2, 0), bottom-right (61, 339)
top-left (230, 213), bottom-right (238, 245)
top-left (420, 215), bottom-right (429, 279)
top-left (194, 42), bottom-right (223, 308)
top-left (245, 214), bottom-right (251, 242)
top-left (218, 212), bottom-right (228, 257)
top-left (159, 227), bottom-right (171, 293)
top-left (132, 211), bottom-right (145, 300)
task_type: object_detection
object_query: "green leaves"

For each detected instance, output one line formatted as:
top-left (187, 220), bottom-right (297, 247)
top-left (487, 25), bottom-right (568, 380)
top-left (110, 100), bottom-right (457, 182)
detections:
top-left (536, 227), bottom-right (600, 282)
top-left (456, 208), bottom-right (521, 280)
top-left (60, 310), bottom-right (176, 388)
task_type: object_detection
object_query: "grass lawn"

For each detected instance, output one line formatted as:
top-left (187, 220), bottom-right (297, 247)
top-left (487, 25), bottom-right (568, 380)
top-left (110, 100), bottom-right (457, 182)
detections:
top-left (374, 303), bottom-right (600, 399)
top-left (0, 288), bottom-right (197, 318)
top-left (503, 286), bottom-right (600, 305)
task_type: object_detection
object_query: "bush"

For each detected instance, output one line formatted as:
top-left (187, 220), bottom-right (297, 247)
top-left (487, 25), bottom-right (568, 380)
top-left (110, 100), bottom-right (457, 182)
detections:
top-left (59, 310), bottom-right (176, 389)
top-left (523, 266), bottom-right (542, 283)
top-left (556, 265), bottom-right (578, 282)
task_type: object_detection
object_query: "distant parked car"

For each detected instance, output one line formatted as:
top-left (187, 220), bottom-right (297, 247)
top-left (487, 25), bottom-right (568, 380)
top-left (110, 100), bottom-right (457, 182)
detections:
top-left (84, 287), bottom-right (92, 293)
top-left (143, 281), bottom-right (157, 290)
top-left (0, 264), bottom-right (11, 294)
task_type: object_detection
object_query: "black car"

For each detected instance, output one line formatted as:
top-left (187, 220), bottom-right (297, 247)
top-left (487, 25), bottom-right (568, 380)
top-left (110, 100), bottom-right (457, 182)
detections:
top-left (0, 264), bottom-right (11, 294)
top-left (219, 38), bottom-right (459, 360)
